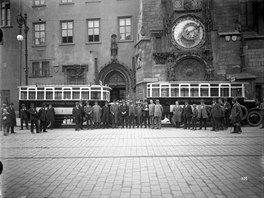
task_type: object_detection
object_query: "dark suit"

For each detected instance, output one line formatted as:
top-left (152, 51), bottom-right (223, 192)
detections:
top-left (119, 104), bottom-right (129, 128)
top-left (7, 106), bottom-right (16, 133)
top-left (38, 108), bottom-right (47, 132)
top-left (79, 104), bottom-right (84, 129)
top-left (29, 107), bottom-right (39, 133)
top-left (20, 107), bottom-right (29, 130)
top-left (183, 105), bottom-right (192, 129)
top-left (72, 106), bottom-right (81, 131)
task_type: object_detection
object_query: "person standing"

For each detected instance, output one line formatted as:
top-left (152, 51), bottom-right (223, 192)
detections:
top-left (192, 104), bottom-right (198, 130)
top-left (197, 99), bottom-right (208, 130)
top-left (149, 99), bottom-right (155, 129)
top-left (93, 101), bottom-right (102, 129)
top-left (28, 103), bottom-right (39, 134)
top-left (223, 98), bottom-right (231, 129)
top-left (7, 102), bottom-right (16, 134)
top-left (101, 101), bottom-right (110, 128)
top-left (218, 98), bottom-right (225, 130)
top-left (260, 98), bottom-right (264, 128)
top-left (72, 102), bottom-right (81, 131)
top-left (142, 100), bottom-right (150, 128)
top-left (211, 99), bottom-right (222, 131)
top-left (135, 101), bottom-right (143, 128)
top-left (2, 108), bottom-right (10, 136)
top-left (84, 101), bottom-right (93, 130)
top-left (184, 101), bottom-right (192, 129)
top-left (119, 100), bottom-right (129, 128)
top-left (172, 101), bottom-right (182, 128)
top-left (110, 100), bottom-right (119, 128)
top-left (154, 100), bottom-right (163, 129)
top-left (128, 101), bottom-right (136, 128)
top-left (79, 101), bottom-right (85, 130)
top-left (46, 104), bottom-right (55, 130)
top-left (20, 103), bottom-right (29, 130)
top-left (38, 103), bottom-right (48, 132)
top-left (230, 98), bottom-right (243, 133)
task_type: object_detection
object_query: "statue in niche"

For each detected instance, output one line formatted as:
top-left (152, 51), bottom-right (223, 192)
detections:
top-left (166, 57), bottom-right (175, 81)
top-left (111, 34), bottom-right (118, 60)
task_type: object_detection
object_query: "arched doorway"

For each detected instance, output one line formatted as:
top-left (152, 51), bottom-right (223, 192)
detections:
top-left (97, 62), bottom-right (133, 101)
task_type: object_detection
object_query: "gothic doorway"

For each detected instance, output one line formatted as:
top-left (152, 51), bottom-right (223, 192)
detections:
top-left (97, 62), bottom-right (133, 101)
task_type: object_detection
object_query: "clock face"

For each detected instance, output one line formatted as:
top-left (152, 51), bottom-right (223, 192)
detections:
top-left (171, 16), bottom-right (206, 50)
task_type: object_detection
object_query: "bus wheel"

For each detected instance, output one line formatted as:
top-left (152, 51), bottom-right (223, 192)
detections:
top-left (240, 105), bottom-right (248, 121)
top-left (247, 110), bottom-right (262, 127)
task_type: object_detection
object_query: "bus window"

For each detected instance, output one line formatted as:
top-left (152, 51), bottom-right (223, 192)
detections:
top-left (200, 84), bottom-right (209, 97)
top-left (220, 84), bottom-right (230, 97)
top-left (147, 88), bottom-right (151, 97)
top-left (91, 87), bottom-right (101, 100)
top-left (55, 88), bottom-right (62, 100)
top-left (190, 84), bottom-right (199, 97)
top-left (28, 88), bottom-right (36, 100)
top-left (63, 88), bottom-right (71, 100)
top-left (161, 85), bottom-right (169, 97)
top-left (81, 88), bottom-right (89, 100)
top-left (210, 85), bottom-right (219, 97)
top-left (46, 92), bottom-right (53, 100)
top-left (171, 84), bottom-right (179, 97)
top-left (232, 87), bottom-right (243, 97)
top-left (37, 91), bottom-right (44, 100)
top-left (103, 92), bottom-right (107, 100)
top-left (21, 91), bottom-right (27, 100)
top-left (180, 84), bottom-right (190, 97)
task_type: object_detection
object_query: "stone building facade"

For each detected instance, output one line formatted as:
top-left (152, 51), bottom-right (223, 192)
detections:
top-left (135, 0), bottom-right (264, 101)
top-left (0, 0), bottom-right (264, 109)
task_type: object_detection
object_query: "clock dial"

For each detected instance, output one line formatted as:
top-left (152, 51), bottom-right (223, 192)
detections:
top-left (171, 16), bottom-right (206, 50)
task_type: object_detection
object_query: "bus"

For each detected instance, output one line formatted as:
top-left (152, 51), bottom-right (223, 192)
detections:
top-left (146, 81), bottom-right (262, 126)
top-left (18, 84), bottom-right (112, 126)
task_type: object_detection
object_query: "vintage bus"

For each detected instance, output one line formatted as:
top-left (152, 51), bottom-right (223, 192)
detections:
top-left (146, 81), bottom-right (262, 126)
top-left (18, 84), bottom-right (111, 126)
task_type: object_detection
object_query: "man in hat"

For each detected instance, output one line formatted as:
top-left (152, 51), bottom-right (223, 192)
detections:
top-left (72, 102), bottom-right (81, 131)
top-left (142, 99), bottom-right (150, 128)
top-left (20, 103), bottom-right (29, 130)
top-left (7, 102), bottom-right (16, 134)
top-left (101, 101), bottom-right (110, 128)
top-left (149, 99), bottom-right (155, 129)
top-left (28, 103), bottom-right (39, 133)
top-left (128, 100), bottom-right (136, 128)
top-left (84, 101), bottom-right (93, 130)
top-left (119, 99), bottom-right (129, 128)
top-left (154, 99), bottom-right (163, 129)
top-left (230, 98), bottom-right (243, 133)
top-left (38, 103), bottom-right (48, 132)
top-left (197, 99), bottom-right (208, 130)
top-left (110, 100), bottom-right (119, 128)
top-left (79, 101), bottom-right (85, 130)
top-left (93, 101), bottom-right (102, 129)
top-left (183, 101), bottom-right (192, 129)
top-left (223, 98), bottom-right (231, 129)
top-left (211, 99), bottom-right (222, 132)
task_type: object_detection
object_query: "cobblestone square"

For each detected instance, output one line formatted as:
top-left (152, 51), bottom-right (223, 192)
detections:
top-left (0, 126), bottom-right (264, 198)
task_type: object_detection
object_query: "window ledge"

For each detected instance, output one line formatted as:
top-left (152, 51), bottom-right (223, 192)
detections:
top-left (59, 43), bottom-right (75, 46)
top-left (59, 3), bottom-right (75, 5)
top-left (32, 5), bottom-right (46, 8)
top-left (86, 0), bottom-right (101, 3)
top-left (32, 45), bottom-right (47, 48)
top-left (0, 25), bottom-right (13, 28)
top-left (86, 42), bottom-right (102, 45)
top-left (29, 76), bottom-right (52, 78)
top-left (117, 40), bottom-right (134, 43)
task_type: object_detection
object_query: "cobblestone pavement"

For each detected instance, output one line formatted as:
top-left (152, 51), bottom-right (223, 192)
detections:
top-left (0, 126), bottom-right (264, 198)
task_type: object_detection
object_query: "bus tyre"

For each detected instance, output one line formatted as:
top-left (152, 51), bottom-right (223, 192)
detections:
top-left (247, 110), bottom-right (262, 127)
top-left (240, 105), bottom-right (248, 121)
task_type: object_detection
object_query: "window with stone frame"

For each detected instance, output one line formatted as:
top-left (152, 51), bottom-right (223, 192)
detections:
top-left (0, 1), bottom-right (10, 27)
top-left (33, 23), bottom-right (46, 45)
top-left (87, 19), bottom-right (100, 42)
top-left (33, 0), bottom-right (46, 6)
top-left (32, 61), bottom-right (50, 77)
top-left (61, 21), bottom-right (73, 43)
top-left (118, 17), bottom-right (132, 41)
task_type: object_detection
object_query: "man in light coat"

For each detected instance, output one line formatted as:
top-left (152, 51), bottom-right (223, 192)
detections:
top-left (154, 100), bottom-right (163, 129)
top-left (149, 100), bottom-right (155, 129)
top-left (172, 101), bottom-right (182, 128)
top-left (197, 99), bottom-right (208, 130)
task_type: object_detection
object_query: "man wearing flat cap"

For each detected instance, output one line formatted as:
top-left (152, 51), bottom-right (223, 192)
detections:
top-left (230, 98), bottom-right (243, 134)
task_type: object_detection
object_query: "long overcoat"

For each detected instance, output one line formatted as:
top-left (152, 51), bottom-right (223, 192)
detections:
top-left (172, 105), bottom-right (182, 122)
top-left (197, 104), bottom-right (208, 119)
top-left (101, 105), bottom-right (110, 123)
top-left (230, 103), bottom-right (242, 124)
top-left (110, 103), bottom-right (119, 123)
top-left (7, 106), bottom-right (16, 126)
top-left (93, 104), bottom-right (102, 123)
top-left (154, 104), bottom-right (163, 117)
top-left (46, 107), bottom-right (55, 122)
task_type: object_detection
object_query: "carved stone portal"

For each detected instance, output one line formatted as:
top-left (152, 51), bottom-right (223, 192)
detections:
top-left (167, 57), bottom-right (206, 81)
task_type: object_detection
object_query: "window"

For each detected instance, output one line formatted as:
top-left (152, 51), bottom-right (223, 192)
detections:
top-left (61, 0), bottom-right (73, 3)
top-left (155, 36), bottom-right (162, 52)
top-left (33, 23), bottom-right (45, 45)
top-left (118, 17), bottom-right (132, 41)
top-left (87, 19), bottom-right (100, 42)
top-left (0, 1), bottom-right (10, 26)
top-left (61, 21), bottom-right (73, 43)
top-left (33, 0), bottom-right (46, 6)
top-left (32, 61), bottom-right (49, 77)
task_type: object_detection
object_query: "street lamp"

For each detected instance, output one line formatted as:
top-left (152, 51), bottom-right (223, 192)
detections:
top-left (17, 13), bottom-right (29, 85)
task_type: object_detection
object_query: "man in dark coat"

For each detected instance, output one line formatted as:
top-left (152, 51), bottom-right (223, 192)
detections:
top-left (142, 100), bottom-right (150, 128)
top-left (110, 100), bottom-right (119, 128)
top-left (72, 102), bottom-right (81, 131)
top-left (38, 103), bottom-right (48, 132)
top-left (119, 100), bottom-right (129, 128)
top-left (101, 101), bottom-right (110, 128)
top-left (7, 102), bottom-right (16, 134)
top-left (197, 99), bottom-right (208, 130)
top-left (46, 104), bottom-right (55, 130)
top-left (84, 101), bottom-right (93, 130)
top-left (211, 99), bottom-right (222, 131)
top-left (28, 103), bottom-right (39, 134)
top-left (260, 98), bottom-right (264, 128)
top-left (183, 101), bottom-right (192, 129)
top-left (79, 101), bottom-right (85, 130)
top-left (20, 103), bottom-right (29, 130)
top-left (135, 101), bottom-right (143, 128)
top-left (128, 101), bottom-right (136, 128)
top-left (230, 98), bottom-right (243, 134)
top-left (223, 98), bottom-right (231, 129)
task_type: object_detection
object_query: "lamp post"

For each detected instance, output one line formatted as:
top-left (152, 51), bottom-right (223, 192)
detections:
top-left (17, 13), bottom-right (29, 85)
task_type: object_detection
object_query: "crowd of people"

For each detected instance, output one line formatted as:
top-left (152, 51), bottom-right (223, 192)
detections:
top-left (1, 98), bottom-right (264, 136)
